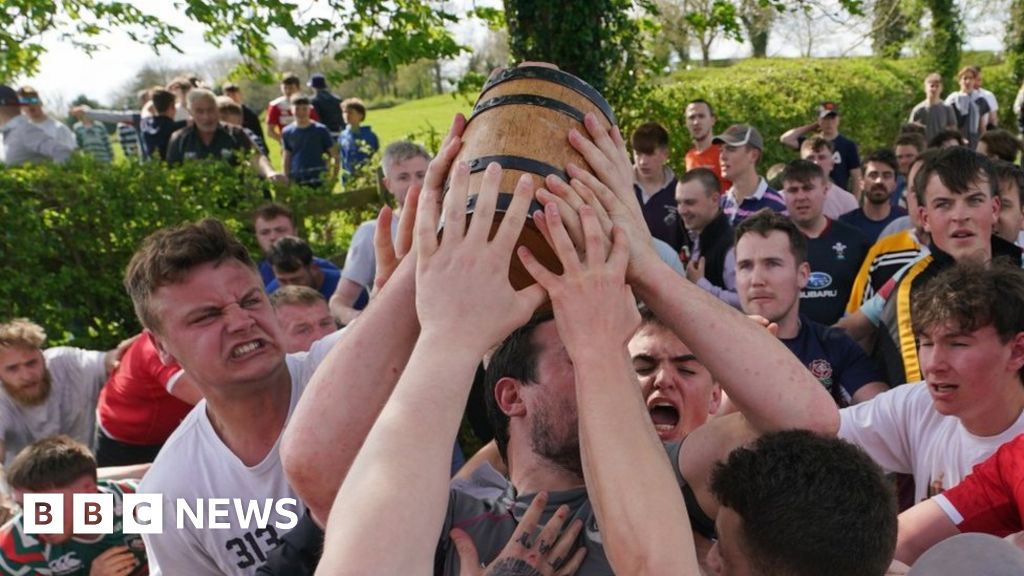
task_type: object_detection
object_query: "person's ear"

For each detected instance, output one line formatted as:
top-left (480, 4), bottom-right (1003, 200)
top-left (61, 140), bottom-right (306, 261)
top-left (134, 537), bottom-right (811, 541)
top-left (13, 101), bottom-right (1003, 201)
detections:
top-left (707, 383), bottom-right (722, 415)
top-left (1007, 332), bottom-right (1024, 376)
top-left (495, 377), bottom-right (527, 418)
top-left (797, 261), bottom-right (811, 289)
top-left (149, 331), bottom-right (178, 367)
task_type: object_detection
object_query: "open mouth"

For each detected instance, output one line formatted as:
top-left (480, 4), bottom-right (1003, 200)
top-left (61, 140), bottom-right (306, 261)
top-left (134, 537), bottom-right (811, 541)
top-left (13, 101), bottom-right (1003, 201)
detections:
top-left (950, 230), bottom-right (974, 239)
top-left (231, 339), bottom-right (265, 359)
top-left (931, 382), bottom-right (958, 394)
top-left (648, 402), bottom-right (681, 436)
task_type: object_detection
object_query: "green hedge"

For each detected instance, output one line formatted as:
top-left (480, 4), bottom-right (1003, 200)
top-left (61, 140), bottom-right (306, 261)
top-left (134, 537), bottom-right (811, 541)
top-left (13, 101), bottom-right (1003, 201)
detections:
top-left (629, 58), bottom-right (1020, 174)
top-left (0, 156), bottom-right (376, 349)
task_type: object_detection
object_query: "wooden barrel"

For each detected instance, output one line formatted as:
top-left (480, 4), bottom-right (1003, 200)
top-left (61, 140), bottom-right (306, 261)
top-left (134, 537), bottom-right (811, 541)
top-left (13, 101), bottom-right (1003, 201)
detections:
top-left (449, 66), bottom-right (617, 289)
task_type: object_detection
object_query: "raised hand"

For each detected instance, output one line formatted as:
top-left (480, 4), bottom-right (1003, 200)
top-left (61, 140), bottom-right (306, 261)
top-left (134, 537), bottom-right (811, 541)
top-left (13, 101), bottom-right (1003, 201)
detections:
top-left (415, 159), bottom-right (546, 352)
top-left (452, 491), bottom-right (587, 576)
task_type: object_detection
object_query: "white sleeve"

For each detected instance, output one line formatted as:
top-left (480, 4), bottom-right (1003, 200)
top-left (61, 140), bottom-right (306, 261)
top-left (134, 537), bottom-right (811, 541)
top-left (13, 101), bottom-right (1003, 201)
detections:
top-left (142, 527), bottom-right (225, 576)
top-left (838, 386), bottom-right (916, 474)
top-left (286, 327), bottom-right (347, 389)
top-left (341, 221), bottom-right (378, 288)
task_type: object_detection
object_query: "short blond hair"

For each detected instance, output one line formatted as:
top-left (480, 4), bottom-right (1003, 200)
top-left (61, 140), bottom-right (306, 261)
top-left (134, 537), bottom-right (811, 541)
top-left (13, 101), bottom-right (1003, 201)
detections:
top-left (0, 318), bottom-right (47, 351)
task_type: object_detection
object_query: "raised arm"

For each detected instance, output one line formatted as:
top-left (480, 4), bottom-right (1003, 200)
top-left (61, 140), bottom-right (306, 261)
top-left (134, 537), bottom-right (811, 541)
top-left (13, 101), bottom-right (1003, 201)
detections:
top-left (521, 203), bottom-right (699, 576)
top-left (281, 115), bottom-right (465, 525)
top-left (780, 121), bottom-right (818, 150)
top-left (316, 161), bottom-right (545, 575)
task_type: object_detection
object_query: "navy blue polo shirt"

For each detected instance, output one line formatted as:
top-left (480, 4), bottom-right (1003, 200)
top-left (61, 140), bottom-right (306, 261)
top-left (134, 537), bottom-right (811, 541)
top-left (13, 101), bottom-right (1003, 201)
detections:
top-left (780, 315), bottom-right (884, 406)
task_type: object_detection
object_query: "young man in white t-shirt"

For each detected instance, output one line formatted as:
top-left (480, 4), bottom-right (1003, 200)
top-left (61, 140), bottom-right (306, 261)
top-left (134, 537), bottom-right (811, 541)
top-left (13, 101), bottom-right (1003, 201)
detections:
top-left (837, 261), bottom-right (1024, 504)
top-left (124, 218), bottom-right (342, 575)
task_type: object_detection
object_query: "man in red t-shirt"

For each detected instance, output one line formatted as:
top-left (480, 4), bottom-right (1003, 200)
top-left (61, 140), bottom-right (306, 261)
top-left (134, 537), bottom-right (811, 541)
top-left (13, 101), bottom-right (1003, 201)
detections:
top-left (266, 72), bottom-right (320, 144)
top-left (684, 99), bottom-right (730, 190)
top-left (897, 433), bottom-right (1024, 564)
top-left (95, 331), bottom-right (202, 466)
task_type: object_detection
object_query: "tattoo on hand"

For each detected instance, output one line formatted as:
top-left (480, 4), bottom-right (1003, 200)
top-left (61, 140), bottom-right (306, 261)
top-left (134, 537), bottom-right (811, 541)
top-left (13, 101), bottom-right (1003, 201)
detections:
top-left (516, 532), bottom-right (531, 549)
top-left (488, 558), bottom-right (543, 576)
top-left (538, 540), bottom-right (553, 555)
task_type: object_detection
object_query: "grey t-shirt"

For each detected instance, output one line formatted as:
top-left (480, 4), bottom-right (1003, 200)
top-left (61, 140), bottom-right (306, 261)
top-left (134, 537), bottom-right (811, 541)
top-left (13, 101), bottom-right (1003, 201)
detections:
top-left (910, 101), bottom-right (958, 143)
top-left (0, 347), bottom-right (107, 465)
top-left (436, 443), bottom-right (704, 575)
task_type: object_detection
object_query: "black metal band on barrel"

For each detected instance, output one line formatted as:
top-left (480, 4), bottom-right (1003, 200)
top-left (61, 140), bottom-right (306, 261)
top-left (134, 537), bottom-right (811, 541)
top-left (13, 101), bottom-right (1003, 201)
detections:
top-left (471, 94), bottom-right (586, 124)
top-left (464, 192), bottom-right (544, 216)
top-left (467, 155), bottom-right (568, 183)
top-left (481, 66), bottom-right (617, 126)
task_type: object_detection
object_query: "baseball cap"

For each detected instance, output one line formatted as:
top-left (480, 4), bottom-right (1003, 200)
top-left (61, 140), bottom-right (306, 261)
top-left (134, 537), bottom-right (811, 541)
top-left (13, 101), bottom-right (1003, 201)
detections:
top-left (308, 74), bottom-right (327, 89)
top-left (712, 124), bottom-right (764, 151)
top-left (0, 85), bottom-right (23, 106)
top-left (818, 101), bottom-right (839, 119)
top-left (907, 533), bottom-right (1024, 576)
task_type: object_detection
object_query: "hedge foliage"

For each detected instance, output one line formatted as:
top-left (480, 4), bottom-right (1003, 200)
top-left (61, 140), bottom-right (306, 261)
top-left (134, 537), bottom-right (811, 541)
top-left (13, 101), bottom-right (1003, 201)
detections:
top-left (0, 156), bottom-right (376, 349)
top-left (630, 58), bottom-right (1021, 173)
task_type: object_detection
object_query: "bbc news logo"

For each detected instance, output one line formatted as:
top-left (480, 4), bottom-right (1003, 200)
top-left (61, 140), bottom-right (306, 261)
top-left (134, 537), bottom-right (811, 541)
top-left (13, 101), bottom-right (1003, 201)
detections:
top-left (23, 494), bottom-right (299, 535)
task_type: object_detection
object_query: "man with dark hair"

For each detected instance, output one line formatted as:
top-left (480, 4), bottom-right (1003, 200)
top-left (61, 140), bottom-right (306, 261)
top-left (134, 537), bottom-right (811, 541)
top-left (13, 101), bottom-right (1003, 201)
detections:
top-left (800, 136), bottom-right (858, 215)
top-left (281, 93), bottom-right (338, 187)
top-left (838, 147), bottom-right (1023, 387)
top-left (847, 150), bottom-right (936, 313)
top-left (124, 218), bottom-right (342, 574)
top-left (707, 431), bottom-right (897, 575)
top-left (683, 99), bottom-right (729, 189)
top-left (894, 133), bottom-right (927, 210)
top-left (267, 72), bottom-right (319, 144)
top-left (223, 82), bottom-right (267, 147)
top-left (676, 167), bottom-right (739, 308)
top-left (978, 129), bottom-right (1021, 163)
top-left (307, 74), bottom-right (344, 138)
top-left (735, 210), bottom-right (886, 405)
top-left (836, 261), bottom-right (1024, 510)
top-left (993, 161), bottom-right (1024, 246)
top-left (140, 88), bottom-right (187, 160)
top-left (840, 150), bottom-right (908, 242)
top-left (252, 203), bottom-right (338, 288)
top-left (780, 159), bottom-right (871, 324)
top-left (0, 436), bottom-right (147, 575)
top-left (781, 101), bottom-right (862, 192)
top-left (266, 236), bottom-right (342, 299)
top-left (632, 121), bottom-right (682, 250)
top-left (218, 96), bottom-right (269, 156)
top-left (715, 123), bottom-right (787, 225)
top-left (270, 285), bottom-right (338, 354)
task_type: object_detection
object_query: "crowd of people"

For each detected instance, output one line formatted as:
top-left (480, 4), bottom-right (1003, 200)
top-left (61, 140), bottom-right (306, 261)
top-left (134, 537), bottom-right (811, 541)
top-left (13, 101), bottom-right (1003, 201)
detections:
top-left (2, 61), bottom-right (1024, 575)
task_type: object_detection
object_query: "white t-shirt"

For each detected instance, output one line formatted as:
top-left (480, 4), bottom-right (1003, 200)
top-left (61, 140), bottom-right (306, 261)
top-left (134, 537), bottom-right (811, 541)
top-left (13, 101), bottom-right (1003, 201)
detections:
top-left (140, 330), bottom-right (343, 575)
top-left (0, 347), bottom-right (106, 465)
top-left (341, 214), bottom-right (399, 289)
top-left (839, 382), bottom-right (1024, 503)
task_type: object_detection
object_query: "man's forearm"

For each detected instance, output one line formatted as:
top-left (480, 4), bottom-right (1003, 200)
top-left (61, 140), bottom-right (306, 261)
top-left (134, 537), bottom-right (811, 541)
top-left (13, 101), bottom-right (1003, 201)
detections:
top-left (633, 259), bottom-right (839, 435)
top-left (282, 256), bottom-right (419, 523)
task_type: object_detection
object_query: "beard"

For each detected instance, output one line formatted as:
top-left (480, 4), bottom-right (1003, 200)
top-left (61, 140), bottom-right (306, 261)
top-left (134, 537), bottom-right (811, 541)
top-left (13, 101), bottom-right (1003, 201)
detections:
top-left (866, 184), bottom-right (892, 206)
top-left (530, 400), bottom-right (584, 479)
top-left (3, 368), bottom-right (52, 407)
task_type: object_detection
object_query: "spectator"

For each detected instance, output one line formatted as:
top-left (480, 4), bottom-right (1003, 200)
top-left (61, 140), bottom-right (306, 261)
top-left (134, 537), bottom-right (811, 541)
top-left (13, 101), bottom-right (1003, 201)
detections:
top-left (330, 141), bottom-right (426, 324)
top-left (800, 136), bottom-right (859, 215)
top-left (0, 85), bottom-right (73, 165)
top-left (910, 73), bottom-right (959, 143)
top-left (308, 73), bottom-right (344, 137)
top-left (676, 167), bottom-right (739, 308)
top-left (735, 210), bottom-right (886, 405)
top-left (74, 88), bottom-right (153, 160)
top-left (714, 124), bottom-right (787, 225)
top-left (894, 132), bottom-right (927, 209)
top-left (222, 82), bottom-right (267, 149)
top-left (95, 331), bottom-right (200, 467)
top-left (70, 107), bottom-right (113, 163)
top-left (282, 93), bottom-right (338, 187)
top-left (266, 236), bottom-right (341, 300)
top-left (17, 86), bottom-right (77, 151)
top-left (0, 436), bottom-right (146, 575)
top-left (218, 96), bottom-right (269, 156)
top-left (139, 88), bottom-right (186, 160)
top-left (839, 150), bottom-right (908, 243)
top-left (632, 121), bottom-right (683, 250)
top-left (993, 161), bottom-right (1024, 247)
top-left (945, 66), bottom-right (987, 149)
top-left (779, 160), bottom-right (872, 326)
top-left (166, 88), bottom-right (284, 183)
top-left (929, 128), bottom-right (967, 149)
top-left (252, 203), bottom-right (339, 288)
top-left (683, 99), bottom-right (729, 188)
top-left (837, 147), bottom-right (1022, 387)
top-left (267, 72), bottom-right (319, 144)
top-left (781, 101), bottom-right (862, 192)
top-left (338, 97), bottom-right (379, 181)
top-left (978, 129), bottom-right (1021, 163)
top-left (0, 318), bottom-right (128, 466)
top-left (124, 218), bottom-right (343, 574)
top-left (166, 75), bottom-right (195, 121)
top-left (976, 67), bottom-right (1000, 129)
top-left (270, 286), bottom-right (339, 354)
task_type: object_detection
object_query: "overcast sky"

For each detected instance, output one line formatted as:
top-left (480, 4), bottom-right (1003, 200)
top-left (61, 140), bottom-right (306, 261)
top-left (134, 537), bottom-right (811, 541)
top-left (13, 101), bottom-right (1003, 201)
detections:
top-left (22, 1), bottom-right (1004, 110)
